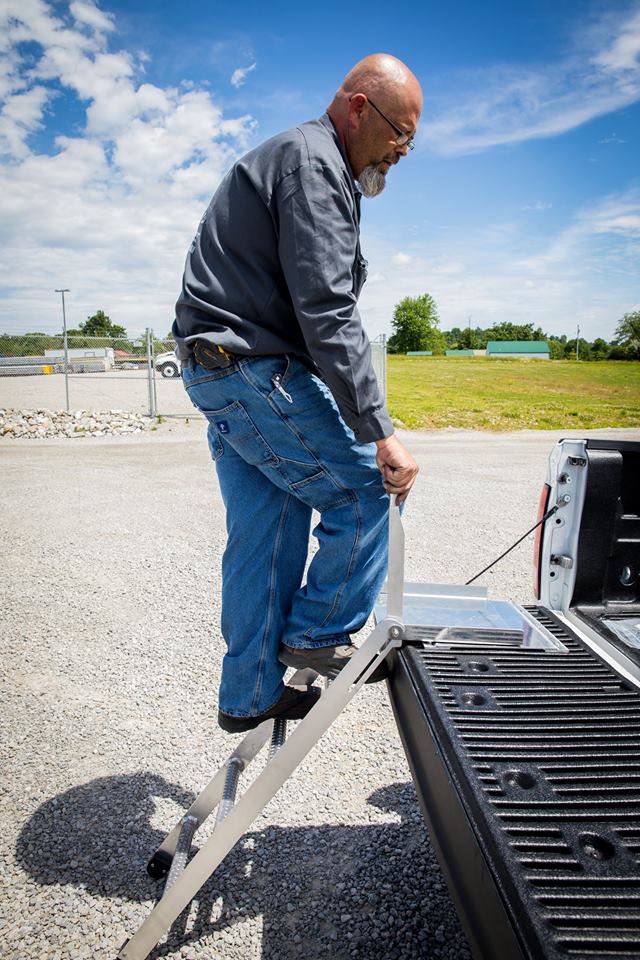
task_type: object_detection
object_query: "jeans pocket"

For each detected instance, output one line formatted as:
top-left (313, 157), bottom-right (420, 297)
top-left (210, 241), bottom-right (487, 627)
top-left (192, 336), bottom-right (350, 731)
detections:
top-left (201, 401), bottom-right (279, 468)
top-left (286, 468), bottom-right (354, 511)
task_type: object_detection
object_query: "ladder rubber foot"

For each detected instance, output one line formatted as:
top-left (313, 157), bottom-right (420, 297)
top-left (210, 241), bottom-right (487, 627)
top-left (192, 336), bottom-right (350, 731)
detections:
top-left (146, 849), bottom-right (173, 880)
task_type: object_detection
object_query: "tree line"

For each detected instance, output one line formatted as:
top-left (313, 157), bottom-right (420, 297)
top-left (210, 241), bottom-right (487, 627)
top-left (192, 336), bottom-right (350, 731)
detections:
top-left (387, 294), bottom-right (640, 361)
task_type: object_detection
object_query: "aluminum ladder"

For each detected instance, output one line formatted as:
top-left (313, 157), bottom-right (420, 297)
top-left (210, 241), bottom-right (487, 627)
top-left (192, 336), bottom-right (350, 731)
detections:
top-left (116, 502), bottom-right (406, 960)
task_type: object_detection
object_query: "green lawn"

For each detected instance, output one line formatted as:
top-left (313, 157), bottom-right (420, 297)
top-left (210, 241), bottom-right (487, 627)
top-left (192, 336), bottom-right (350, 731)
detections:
top-left (387, 357), bottom-right (640, 430)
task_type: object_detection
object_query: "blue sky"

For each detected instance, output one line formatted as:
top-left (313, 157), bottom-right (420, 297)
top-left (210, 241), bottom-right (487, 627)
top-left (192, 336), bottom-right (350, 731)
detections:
top-left (0, 0), bottom-right (638, 341)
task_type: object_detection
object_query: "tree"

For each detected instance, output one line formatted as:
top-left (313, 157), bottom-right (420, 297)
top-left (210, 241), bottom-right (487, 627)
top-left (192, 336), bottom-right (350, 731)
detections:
top-left (445, 326), bottom-right (462, 348)
top-left (608, 345), bottom-right (631, 360)
top-left (485, 321), bottom-right (548, 342)
top-left (590, 338), bottom-right (610, 361)
top-left (388, 293), bottom-right (446, 354)
top-left (457, 326), bottom-right (485, 350)
top-left (547, 338), bottom-right (565, 360)
top-left (613, 311), bottom-right (640, 359)
top-left (70, 310), bottom-right (127, 339)
top-left (564, 338), bottom-right (592, 361)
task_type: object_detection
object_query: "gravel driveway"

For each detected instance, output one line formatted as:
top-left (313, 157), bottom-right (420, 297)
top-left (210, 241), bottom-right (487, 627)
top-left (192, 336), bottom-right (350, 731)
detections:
top-left (2, 421), bottom-right (638, 960)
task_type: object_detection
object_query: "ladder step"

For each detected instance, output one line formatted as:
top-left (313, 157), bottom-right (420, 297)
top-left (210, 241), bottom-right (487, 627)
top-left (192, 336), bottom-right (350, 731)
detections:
top-left (215, 756), bottom-right (244, 824)
top-left (163, 815), bottom-right (198, 893)
top-left (268, 718), bottom-right (287, 760)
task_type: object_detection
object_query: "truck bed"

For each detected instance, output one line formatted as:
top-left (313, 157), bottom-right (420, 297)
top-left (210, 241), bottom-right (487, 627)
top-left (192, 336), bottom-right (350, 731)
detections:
top-left (388, 606), bottom-right (640, 960)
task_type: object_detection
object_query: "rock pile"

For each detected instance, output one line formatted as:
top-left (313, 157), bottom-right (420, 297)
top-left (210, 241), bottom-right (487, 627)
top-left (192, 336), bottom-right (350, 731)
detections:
top-left (0, 408), bottom-right (154, 438)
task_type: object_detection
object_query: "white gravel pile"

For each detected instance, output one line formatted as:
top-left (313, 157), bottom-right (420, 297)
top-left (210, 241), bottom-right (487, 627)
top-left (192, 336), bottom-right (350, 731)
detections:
top-left (0, 408), bottom-right (154, 438)
top-left (2, 423), bottom-right (637, 960)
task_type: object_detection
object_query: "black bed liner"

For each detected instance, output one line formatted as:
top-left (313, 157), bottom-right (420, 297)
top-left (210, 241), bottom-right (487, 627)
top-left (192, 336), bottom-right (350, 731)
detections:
top-left (388, 606), bottom-right (640, 960)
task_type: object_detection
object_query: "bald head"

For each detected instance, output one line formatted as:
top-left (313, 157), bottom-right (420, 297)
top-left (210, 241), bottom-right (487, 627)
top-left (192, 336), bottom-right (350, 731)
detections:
top-left (339, 54), bottom-right (422, 106)
top-left (327, 54), bottom-right (422, 186)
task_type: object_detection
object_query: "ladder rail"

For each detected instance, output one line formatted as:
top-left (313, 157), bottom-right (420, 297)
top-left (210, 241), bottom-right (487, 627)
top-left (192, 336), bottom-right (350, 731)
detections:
top-left (386, 498), bottom-right (405, 621)
top-left (117, 615), bottom-right (402, 960)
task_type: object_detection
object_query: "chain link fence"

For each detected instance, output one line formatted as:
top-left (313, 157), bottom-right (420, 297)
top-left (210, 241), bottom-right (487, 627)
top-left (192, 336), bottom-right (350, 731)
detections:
top-left (0, 331), bottom-right (387, 418)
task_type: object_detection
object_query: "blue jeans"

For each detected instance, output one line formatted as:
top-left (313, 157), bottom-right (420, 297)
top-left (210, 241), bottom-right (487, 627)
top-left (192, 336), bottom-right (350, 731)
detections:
top-left (182, 355), bottom-right (389, 718)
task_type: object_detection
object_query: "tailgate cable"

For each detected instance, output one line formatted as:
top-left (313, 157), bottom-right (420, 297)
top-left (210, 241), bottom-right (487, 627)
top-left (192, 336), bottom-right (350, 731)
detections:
top-left (465, 504), bottom-right (559, 585)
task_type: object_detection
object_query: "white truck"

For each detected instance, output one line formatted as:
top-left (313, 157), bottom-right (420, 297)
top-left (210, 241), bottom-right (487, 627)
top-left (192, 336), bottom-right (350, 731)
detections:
top-left (154, 351), bottom-right (181, 378)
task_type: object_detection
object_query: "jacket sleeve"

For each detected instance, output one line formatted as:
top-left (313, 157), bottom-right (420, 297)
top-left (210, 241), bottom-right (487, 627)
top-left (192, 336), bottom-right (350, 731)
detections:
top-left (273, 162), bottom-right (394, 444)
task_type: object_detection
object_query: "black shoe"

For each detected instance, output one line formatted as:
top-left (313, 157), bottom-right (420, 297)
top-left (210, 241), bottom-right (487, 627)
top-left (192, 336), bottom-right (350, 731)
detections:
top-left (279, 643), bottom-right (389, 683)
top-left (218, 684), bottom-right (321, 733)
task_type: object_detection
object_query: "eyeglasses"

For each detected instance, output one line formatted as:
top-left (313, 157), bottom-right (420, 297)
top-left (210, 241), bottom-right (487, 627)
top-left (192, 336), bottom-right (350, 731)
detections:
top-left (366, 97), bottom-right (415, 151)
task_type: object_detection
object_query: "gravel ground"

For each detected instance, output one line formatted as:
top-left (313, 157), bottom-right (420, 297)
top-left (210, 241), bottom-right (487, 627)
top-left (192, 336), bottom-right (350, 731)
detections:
top-left (2, 419), bottom-right (639, 960)
top-left (0, 408), bottom-right (154, 438)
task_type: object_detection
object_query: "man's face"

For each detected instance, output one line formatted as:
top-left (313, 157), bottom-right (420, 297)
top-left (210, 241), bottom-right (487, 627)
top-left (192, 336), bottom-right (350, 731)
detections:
top-left (349, 92), bottom-right (421, 196)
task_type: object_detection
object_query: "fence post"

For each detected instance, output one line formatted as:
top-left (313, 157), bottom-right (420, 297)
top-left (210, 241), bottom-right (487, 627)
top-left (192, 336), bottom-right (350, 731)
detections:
top-left (371, 334), bottom-right (387, 403)
top-left (146, 328), bottom-right (155, 418)
top-left (151, 329), bottom-right (158, 418)
top-left (55, 288), bottom-right (71, 412)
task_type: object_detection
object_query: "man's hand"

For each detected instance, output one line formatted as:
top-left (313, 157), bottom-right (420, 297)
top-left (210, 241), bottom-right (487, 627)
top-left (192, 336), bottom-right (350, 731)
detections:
top-left (374, 434), bottom-right (419, 505)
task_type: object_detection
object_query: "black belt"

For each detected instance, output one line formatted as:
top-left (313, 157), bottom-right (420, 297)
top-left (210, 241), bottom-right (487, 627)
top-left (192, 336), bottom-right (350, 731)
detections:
top-left (193, 339), bottom-right (236, 369)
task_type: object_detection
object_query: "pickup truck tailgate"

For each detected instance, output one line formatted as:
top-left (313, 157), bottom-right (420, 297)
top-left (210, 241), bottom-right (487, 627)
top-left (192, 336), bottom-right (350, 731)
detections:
top-left (388, 606), bottom-right (640, 960)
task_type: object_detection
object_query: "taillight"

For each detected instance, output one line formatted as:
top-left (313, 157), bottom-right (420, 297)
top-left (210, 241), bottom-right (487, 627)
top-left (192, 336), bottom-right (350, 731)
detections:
top-left (533, 484), bottom-right (551, 599)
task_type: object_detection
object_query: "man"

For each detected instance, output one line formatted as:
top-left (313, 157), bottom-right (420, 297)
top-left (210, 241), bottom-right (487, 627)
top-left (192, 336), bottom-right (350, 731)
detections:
top-left (174, 54), bottom-right (421, 733)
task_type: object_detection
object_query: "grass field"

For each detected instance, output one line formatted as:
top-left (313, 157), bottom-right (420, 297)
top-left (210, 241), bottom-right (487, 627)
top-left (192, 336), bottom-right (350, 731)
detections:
top-left (387, 357), bottom-right (640, 431)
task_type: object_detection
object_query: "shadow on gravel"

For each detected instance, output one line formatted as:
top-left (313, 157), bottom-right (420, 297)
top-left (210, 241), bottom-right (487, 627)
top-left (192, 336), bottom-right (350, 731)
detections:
top-left (16, 775), bottom-right (470, 960)
top-left (16, 773), bottom-right (195, 901)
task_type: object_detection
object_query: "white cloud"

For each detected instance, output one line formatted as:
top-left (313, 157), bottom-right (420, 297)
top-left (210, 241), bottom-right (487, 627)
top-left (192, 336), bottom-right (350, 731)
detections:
top-left (391, 252), bottom-right (412, 264)
top-left (425, 7), bottom-right (640, 155)
top-left (520, 189), bottom-right (640, 269)
top-left (593, 9), bottom-right (640, 72)
top-left (0, 85), bottom-right (51, 156)
top-left (69, 0), bottom-right (115, 34)
top-left (0, 0), bottom-right (256, 335)
top-left (230, 62), bottom-right (256, 88)
top-left (522, 202), bottom-right (552, 211)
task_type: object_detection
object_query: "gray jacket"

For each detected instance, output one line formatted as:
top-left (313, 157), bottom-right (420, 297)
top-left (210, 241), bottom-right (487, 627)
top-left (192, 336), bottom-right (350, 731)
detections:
top-left (173, 113), bottom-right (393, 443)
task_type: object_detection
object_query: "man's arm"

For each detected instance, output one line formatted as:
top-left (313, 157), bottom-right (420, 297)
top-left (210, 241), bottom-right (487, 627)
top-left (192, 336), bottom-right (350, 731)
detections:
top-left (275, 162), bottom-right (393, 444)
top-left (275, 160), bottom-right (419, 500)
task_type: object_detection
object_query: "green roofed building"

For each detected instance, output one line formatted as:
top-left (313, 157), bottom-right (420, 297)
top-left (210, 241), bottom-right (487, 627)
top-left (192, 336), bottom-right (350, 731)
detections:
top-left (486, 340), bottom-right (550, 359)
top-left (445, 349), bottom-right (475, 356)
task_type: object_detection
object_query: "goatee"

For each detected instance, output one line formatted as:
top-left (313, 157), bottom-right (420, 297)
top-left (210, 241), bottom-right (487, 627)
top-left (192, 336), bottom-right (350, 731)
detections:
top-left (358, 164), bottom-right (386, 198)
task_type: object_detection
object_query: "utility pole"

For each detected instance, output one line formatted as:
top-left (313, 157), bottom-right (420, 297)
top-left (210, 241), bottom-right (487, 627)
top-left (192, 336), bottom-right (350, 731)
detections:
top-left (576, 324), bottom-right (580, 362)
top-left (55, 288), bottom-right (70, 411)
